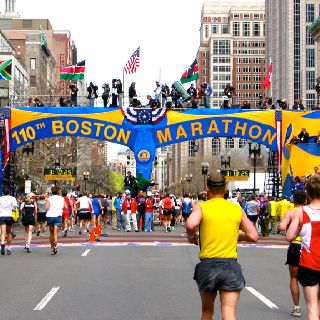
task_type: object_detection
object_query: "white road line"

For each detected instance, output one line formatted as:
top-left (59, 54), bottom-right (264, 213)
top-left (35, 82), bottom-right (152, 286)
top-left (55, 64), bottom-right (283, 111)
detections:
top-left (33, 287), bottom-right (60, 311)
top-left (246, 287), bottom-right (279, 310)
top-left (81, 249), bottom-right (91, 257)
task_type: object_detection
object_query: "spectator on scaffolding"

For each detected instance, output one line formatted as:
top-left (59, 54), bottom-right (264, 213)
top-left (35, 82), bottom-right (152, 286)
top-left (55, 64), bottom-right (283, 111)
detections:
top-left (154, 81), bottom-right (161, 105)
top-left (161, 84), bottom-right (170, 107)
top-left (69, 84), bottom-right (78, 107)
top-left (277, 98), bottom-right (288, 110)
top-left (313, 131), bottom-right (320, 144)
top-left (34, 97), bottom-right (43, 107)
top-left (59, 97), bottom-right (66, 107)
top-left (292, 98), bottom-right (305, 110)
top-left (298, 128), bottom-right (310, 143)
top-left (196, 85), bottom-right (203, 106)
top-left (102, 83), bottom-right (110, 108)
top-left (87, 82), bottom-right (98, 106)
top-left (289, 135), bottom-right (299, 145)
top-left (128, 82), bottom-right (137, 106)
top-left (65, 97), bottom-right (72, 107)
top-left (292, 176), bottom-right (305, 192)
top-left (28, 97), bottom-right (34, 107)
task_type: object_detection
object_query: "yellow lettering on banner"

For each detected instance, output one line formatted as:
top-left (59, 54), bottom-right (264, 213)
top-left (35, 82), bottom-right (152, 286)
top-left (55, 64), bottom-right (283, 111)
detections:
top-left (222, 120), bottom-right (232, 133)
top-left (81, 121), bottom-right (92, 135)
top-left (52, 120), bottom-right (64, 134)
top-left (234, 121), bottom-right (247, 136)
top-left (191, 122), bottom-right (203, 137)
top-left (157, 128), bottom-right (172, 144)
top-left (117, 128), bottom-right (131, 145)
top-left (66, 120), bottom-right (79, 134)
top-left (176, 125), bottom-right (187, 140)
top-left (248, 125), bottom-right (262, 139)
top-left (262, 130), bottom-right (277, 145)
top-left (207, 120), bottom-right (220, 134)
top-left (104, 125), bottom-right (117, 140)
top-left (93, 122), bottom-right (105, 137)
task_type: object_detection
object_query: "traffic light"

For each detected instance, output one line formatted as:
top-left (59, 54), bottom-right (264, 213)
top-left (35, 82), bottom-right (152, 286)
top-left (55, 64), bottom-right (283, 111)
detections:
top-left (154, 156), bottom-right (158, 166)
top-left (127, 155), bottom-right (130, 165)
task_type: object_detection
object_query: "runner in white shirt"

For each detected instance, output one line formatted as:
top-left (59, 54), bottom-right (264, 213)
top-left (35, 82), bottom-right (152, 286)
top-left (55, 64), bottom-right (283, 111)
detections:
top-left (77, 192), bottom-right (92, 235)
top-left (0, 187), bottom-right (17, 255)
top-left (46, 187), bottom-right (65, 255)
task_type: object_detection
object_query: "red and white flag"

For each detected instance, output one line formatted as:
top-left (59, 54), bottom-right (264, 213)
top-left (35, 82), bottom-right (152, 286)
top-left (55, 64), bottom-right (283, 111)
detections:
top-left (263, 60), bottom-right (272, 89)
top-left (123, 47), bottom-right (140, 74)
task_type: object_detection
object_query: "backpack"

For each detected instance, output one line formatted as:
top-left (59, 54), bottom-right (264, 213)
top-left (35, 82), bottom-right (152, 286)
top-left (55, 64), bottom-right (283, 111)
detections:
top-left (163, 198), bottom-right (172, 210)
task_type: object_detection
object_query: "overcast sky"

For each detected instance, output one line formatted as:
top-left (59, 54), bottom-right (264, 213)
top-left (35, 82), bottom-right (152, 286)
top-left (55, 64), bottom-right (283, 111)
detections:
top-left (12, 0), bottom-right (207, 95)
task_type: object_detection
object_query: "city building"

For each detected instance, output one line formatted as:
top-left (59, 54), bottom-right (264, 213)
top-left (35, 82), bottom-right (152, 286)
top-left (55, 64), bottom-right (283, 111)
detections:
top-left (265, 0), bottom-right (320, 109)
top-left (197, 0), bottom-right (265, 108)
top-left (0, 30), bottom-right (28, 107)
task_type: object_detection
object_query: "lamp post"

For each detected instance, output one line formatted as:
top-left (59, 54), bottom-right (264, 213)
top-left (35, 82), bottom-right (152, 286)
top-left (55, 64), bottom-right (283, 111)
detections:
top-left (83, 170), bottom-right (89, 192)
top-left (185, 174), bottom-right (192, 194)
top-left (54, 157), bottom-right (60, 187)
top-left (248, 142), bottom-right (261, 195)
top-left (201, 162), bottom-right (209, 191)
top-left (220, 152), bottom-right (231, 169)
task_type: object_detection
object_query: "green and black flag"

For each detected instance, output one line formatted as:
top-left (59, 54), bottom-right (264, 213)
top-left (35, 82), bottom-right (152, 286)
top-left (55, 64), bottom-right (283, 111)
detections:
top-left (180, 59), bottom-right (199, 84)
top-left (0, 59), bottom-right (12, 80)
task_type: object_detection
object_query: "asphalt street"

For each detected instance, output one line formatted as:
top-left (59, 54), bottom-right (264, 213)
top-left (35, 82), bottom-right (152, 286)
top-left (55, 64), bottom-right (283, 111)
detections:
top-left (0, 243), bottom-right (304, 320)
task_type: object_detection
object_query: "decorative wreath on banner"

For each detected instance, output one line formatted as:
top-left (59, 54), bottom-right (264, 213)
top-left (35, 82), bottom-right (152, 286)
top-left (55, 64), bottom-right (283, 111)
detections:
top-left (121, 106), bottom-right (167, 125)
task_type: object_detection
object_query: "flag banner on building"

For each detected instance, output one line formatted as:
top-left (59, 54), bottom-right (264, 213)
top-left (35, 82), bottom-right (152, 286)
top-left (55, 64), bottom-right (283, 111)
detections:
top-left (124, 47), bottom-right (140, 74)
top-left (180, 59), bottom-right (199, 84)
top-left (262, 60), bottom-right (272, 89)
top-left (2, 108), bottom-right (11, 170)
top-left (0, 59), bottom-right (12, 80)
top-left (60, 60), bottom-right (85, 80)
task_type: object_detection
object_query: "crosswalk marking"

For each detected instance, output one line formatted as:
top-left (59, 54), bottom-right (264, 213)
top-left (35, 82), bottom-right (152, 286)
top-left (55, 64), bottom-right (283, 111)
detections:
top-left (33, 287), bottom-right (60, 311)
top-left (81, 249), bottom-right (91, 256)
top-left (246, 287), bottom-right (279, 310)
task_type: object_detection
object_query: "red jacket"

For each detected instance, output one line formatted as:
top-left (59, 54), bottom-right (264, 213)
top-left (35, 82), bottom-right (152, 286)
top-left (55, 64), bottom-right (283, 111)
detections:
top-left (122, 198), bottom-right (137, 214)
top-left (145, 198), bottom-right (153, 213)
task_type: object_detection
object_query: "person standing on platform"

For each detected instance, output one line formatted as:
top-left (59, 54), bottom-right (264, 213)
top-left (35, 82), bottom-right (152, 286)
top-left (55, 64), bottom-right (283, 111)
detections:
top-left (186, 173), bottom-right (258, 320)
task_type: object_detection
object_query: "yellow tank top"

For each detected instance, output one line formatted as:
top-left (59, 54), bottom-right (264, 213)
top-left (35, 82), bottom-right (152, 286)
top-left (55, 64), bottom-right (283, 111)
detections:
top-left (292, 206), bottom-right (301, 242)
top-left (199, 198), bottom-right (242, 260)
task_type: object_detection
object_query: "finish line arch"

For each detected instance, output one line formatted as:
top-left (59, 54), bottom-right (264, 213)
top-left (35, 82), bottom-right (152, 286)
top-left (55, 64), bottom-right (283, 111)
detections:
top-left (2, 106), bottom-right (320, 196)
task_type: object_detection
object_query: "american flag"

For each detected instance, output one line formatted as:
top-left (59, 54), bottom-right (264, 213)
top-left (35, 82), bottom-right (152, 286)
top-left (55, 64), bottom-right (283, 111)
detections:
top-left (2, 107), bottom-right (11, 170)
top-left (123, 47), bottom-right (140, 74)
top-left (275, 110), bottom-right (282, 173)
top-left (137, 108), bottom-right (152, 125)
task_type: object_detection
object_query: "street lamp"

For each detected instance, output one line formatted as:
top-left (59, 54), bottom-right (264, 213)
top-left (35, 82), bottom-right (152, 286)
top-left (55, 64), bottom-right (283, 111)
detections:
top-left (201, 162), bottom-right (209, 191)
top-left (248, 142), bottom-right (261, 195)
top-left (83, 170), bottom-right (90, 192)
top-left (220, 151), bottom-right (231, 169)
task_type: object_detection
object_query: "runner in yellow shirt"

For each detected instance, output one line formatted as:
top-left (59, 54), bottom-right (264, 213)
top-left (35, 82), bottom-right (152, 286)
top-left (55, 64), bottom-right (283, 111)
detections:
top-left (186, 173), bottom-right (258, 320)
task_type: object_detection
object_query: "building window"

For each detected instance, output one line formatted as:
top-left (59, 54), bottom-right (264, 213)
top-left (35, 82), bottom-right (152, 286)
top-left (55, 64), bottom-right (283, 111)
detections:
top-left (233, 22), bottom-right (240, 36)
top-left (212, 17), bottom-right (217, 22)
top-left (306, 27), bottom-right (314, 45)
top-left (225, 137), bottom-right (235, 149)
top-left (306, 48), bottom-right (315, 68)
top-left (205, 25), bottom-right (209, 38)
top-left (30, 58), bottom-right (36, 70)
top-left (211, 25), bottom-right (218, 34)
top-left (243, 83), bottom-right (251, 90)
top-left (306, 93), bottom-right (315, 109)
top-left (188, 140), bottom-right (197, 157)
top-left (233, 13), bottom-right (240, 19)
top-left (203, 59), bottom-right (208, 66)
top-left (30, 75), bottom-right (36, 87)
top-left (243, 22), bottom-right (250, 36)
top-left (254, 13), bottom-right (260, 20)
top-left (294, 0), bottom-right (301, 101)
top-left (212, 138), bottom-right (221, 156)
top-left (203, 67), bottom-right (207, 75)
top-left (306, 71), bottom-right (315, 90)
top-left (244, 13), bottom-right (250, 20)
top-left (253, 23), bottom-right (260, 37)
top-left (239, 138), bottom-right (247, 148)
top-left (203, 51), bottom-right (208, 58)
top-left (222, 17), bottom-right (228, 23)
top-left (306, 3), bottom-right (315, 23)
top-left (221, 25), bottom-right (229, 34)
top-left (212, 40), bottom-right (231, 55)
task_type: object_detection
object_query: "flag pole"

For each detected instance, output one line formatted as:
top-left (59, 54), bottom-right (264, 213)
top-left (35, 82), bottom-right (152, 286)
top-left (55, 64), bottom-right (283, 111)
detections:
top-left (122, 68), bottom-right (125, 107)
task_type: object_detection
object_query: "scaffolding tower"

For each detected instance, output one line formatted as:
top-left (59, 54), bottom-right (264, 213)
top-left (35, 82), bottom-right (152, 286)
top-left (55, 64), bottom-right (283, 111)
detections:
top-left (264, 151), bottom-right (281, 198)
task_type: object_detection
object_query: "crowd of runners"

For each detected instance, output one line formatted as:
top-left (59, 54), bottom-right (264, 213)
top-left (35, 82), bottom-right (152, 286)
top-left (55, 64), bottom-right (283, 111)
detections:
top-left (0, 173), bottom-right (319, 319)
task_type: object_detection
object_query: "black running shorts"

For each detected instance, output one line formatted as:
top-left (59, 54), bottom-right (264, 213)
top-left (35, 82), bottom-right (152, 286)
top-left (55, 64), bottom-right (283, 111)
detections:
top-left (298, 266), bottom-right (320, 287)
top-left (0, 217), bottom-right (14, 226)
top-left (22, 215), bottom-right (36, 227)
top-left (193, 258), bottom-right (245, 293)
top-left (285, 243), bottom-right (301, 267)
